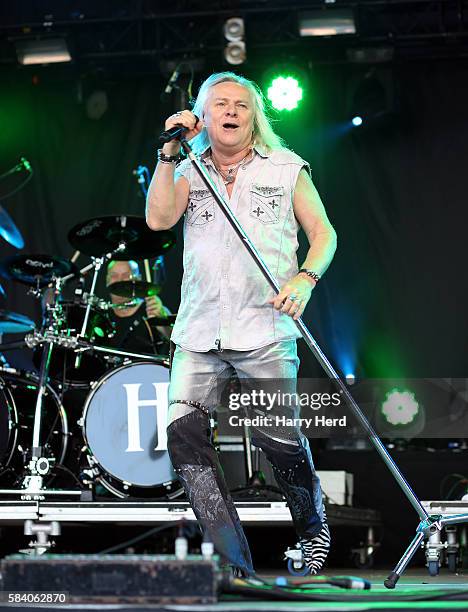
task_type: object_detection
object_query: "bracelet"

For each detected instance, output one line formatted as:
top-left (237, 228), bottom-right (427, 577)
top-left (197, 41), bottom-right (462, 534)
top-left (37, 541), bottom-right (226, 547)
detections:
top-left (298, 268), bottom-right (321, 284)
top-left (158, 149), bottom-right (180, 163)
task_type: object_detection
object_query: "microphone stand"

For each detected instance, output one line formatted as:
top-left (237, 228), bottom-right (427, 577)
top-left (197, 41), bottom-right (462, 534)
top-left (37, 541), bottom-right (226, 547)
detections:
top-left (178, 135), bottom-right (468, 588)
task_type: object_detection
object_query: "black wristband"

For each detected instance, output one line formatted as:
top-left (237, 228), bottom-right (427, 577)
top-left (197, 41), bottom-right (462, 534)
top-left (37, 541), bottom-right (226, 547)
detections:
top-left (158, 149), bottom-right (180, 163)
top-left (298, 269), bottom-right (321, 283)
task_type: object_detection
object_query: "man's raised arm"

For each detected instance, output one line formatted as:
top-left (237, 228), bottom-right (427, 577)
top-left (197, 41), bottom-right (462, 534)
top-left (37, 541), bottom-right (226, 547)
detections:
top-left (146, 110), bottom-right (202, 230)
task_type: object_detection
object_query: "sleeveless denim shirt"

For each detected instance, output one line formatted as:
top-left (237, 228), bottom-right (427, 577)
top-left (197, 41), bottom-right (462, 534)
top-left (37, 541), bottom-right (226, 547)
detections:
top-left (171, 145), bottom-right (308, 351)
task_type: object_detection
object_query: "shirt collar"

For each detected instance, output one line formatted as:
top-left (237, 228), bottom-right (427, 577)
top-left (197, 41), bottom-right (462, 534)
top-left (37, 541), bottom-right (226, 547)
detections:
top-left (200, 142), bottom-right (270, 163)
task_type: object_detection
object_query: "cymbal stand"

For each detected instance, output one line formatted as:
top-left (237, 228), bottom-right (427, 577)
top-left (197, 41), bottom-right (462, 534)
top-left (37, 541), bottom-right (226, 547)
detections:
top-left (178, 135), bottom-right (468, 588)
top-left (74, 257), bottom-right (103, 368)
top-left (74, 245), bottom-right (125, 368)
top-left (23, 275), bottom-right (69, 495)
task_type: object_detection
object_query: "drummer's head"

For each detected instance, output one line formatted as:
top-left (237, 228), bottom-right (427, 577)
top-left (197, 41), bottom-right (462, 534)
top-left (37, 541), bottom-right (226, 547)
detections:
top-left (106, 260), bottom-right (141, 287)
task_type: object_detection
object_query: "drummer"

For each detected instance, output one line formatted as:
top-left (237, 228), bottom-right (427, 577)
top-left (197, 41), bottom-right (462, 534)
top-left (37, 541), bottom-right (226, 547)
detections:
top-left (105, 260), bottom-right (172, 355)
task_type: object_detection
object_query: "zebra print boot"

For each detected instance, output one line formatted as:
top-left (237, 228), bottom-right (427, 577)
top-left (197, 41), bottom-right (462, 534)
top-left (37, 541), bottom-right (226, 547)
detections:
top-left (299, 520), bottom-right (331, 575)
top-left (284, 509), bottom-right (331, 575)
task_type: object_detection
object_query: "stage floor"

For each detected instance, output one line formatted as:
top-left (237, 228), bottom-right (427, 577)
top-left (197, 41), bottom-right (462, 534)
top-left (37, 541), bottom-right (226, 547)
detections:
top-left (3, 567), bottom-right (468, 611)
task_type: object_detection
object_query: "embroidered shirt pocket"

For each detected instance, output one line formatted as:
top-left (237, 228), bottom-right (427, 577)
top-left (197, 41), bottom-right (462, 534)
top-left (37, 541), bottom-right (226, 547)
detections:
top-left (186, 189), bottom-right (215, 226)
top-left (250, 184), bottom-right (284, 224)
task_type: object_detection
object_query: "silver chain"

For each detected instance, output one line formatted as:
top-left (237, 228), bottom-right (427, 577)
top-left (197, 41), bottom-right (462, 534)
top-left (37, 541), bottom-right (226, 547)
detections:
top-left (212, 149), bottom-right (253, 185)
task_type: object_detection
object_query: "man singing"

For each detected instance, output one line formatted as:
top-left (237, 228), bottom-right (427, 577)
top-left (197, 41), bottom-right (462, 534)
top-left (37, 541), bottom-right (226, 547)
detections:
top-left (146, 72), bottom-right (337, 576)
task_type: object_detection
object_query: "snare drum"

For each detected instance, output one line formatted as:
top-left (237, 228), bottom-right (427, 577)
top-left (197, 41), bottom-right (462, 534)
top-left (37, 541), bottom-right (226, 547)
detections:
top-left (0, 369), bottom-right (68, 487)
top-left (81, 360), bottom-right (181, 499)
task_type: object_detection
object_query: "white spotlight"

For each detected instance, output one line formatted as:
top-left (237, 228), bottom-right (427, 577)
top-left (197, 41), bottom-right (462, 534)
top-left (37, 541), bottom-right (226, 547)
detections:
top-left (223, 17), bottom-right (246, 65)
top-left (299, 9), bottom-right (356, 37)
top-left (15, 38), bottom-right (71, 65)
top-left (223, 18), bottom-right (245, 42)
top-left (224, 41), bottom-right (246, 66)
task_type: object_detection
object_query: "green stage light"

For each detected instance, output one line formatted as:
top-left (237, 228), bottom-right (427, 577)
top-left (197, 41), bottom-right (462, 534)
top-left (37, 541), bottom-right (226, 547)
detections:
top-left (381, 388), bottom-right (419, 426)
top-left (267, 76), bottom-right (303, 111)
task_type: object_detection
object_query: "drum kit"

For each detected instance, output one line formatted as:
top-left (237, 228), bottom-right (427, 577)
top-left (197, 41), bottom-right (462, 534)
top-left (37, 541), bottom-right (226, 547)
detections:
top-left (0, 214), bottom-right (183, 501)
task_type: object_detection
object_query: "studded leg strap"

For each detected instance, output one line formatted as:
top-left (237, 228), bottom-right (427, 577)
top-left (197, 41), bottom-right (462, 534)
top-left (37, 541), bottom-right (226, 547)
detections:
top-left (169, 399), bottom-right (210, 416)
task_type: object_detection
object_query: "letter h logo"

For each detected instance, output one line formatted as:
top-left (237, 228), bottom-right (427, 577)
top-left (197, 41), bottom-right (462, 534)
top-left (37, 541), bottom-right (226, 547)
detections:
top-left (123, 382), bottom-right (169, 452)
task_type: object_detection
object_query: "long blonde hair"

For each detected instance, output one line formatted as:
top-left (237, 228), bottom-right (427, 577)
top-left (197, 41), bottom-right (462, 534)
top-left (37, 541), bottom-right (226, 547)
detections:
top-left (190, 72), bottom-right (286, 155)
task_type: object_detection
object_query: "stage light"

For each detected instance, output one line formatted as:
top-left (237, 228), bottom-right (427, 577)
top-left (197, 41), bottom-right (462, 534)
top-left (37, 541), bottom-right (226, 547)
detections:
top-left (267, 76), bottom-right (303, 111)
top-left (85, 90), bottom-right (108, 120)
top-left (345, 373), bottom-right (356, 385)
top-left (352, 116), bottom-right (363, 127)
top-left (223, 18), bottom-right (244, 42)
top-left (223, 17), bottom-right (246, 65)
top-left (15, 38), bottom-right (71, 65)
top-left (346, 47), bottom-right (394, 64)
top-left (298, 9), bottom-right (356, 37)
top-left (224, 41), bottom-right (246, 66)
top-left (347, 69), bottom-right (396, 128)
top-left (381, 388), bottom-right (420, 426)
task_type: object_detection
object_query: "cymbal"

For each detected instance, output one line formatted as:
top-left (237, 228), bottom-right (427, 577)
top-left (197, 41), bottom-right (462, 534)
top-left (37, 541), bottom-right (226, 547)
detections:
top-left (0, 309), bottom-right (34, 334)
top-left (0, 205), bottom-right (24, 250)
top-left (68, 215), bottom-right (175, 259)
top-left (108, 280), bottom-right (161, 299)
top-left (0, 254), bottom-right (78, 286)
top-left (147, 314), bottom-right (177, 326)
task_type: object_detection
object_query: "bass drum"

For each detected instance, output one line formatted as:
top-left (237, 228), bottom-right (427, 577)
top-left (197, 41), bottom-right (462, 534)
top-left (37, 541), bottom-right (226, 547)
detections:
top-left (0, 369), bottom-right (68, 487)
top-left (81, 360), bottom-right (182, 499)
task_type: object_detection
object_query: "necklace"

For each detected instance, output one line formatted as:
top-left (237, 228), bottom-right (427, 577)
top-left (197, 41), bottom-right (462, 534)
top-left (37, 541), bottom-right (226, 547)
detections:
top-left (212, 149), bottom-right (253, 185)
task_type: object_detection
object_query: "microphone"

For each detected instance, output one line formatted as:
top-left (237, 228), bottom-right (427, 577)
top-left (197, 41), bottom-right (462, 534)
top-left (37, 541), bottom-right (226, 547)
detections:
top-left (164, 66), bottom-right (181, 95)
top-left (158, 115), bottom-right (199, 145)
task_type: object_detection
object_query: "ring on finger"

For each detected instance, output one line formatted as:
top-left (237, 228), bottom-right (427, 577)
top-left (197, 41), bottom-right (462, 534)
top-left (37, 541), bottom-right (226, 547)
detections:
top-left (288, 294), bottom-right (298, 302)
